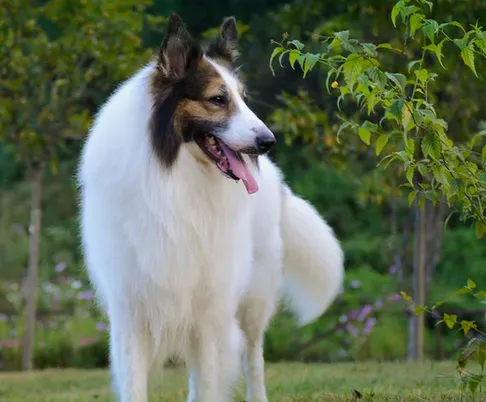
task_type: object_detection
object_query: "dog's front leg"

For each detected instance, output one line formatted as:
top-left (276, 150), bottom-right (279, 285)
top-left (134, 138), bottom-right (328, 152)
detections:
top-left (109, 312), bottom-right (150, 402)
top-left (187, 314), bottom-right (242, 402)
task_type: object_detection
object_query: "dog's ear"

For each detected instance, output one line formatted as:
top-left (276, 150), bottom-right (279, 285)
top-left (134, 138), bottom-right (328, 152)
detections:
top-left (208, 17), bottom-right (239, 63)
top-left (158, 13), bottom-right (202, 79)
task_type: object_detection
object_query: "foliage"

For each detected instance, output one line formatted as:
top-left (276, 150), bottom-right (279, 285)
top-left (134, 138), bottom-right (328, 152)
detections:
top-left (0, 0), bottom-right (159, 170)
top-left (270, 0), bottom-right (486, 235)
top-left (401, 279), bottom-right (486, 394)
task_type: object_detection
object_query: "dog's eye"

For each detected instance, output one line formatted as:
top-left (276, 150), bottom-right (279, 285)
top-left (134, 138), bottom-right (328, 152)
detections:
top-left (209, 95), bottom-right (227, 107)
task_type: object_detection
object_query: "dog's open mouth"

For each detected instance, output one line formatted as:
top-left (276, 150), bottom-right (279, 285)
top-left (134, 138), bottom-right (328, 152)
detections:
top-left (195, 133), bottom-right (258, 194)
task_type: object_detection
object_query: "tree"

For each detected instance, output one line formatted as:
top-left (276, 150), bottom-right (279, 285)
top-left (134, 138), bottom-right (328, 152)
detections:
top-left (269, 0), bottom-right (486, 361)
top-left (0, 0), bottom-right (158, 370)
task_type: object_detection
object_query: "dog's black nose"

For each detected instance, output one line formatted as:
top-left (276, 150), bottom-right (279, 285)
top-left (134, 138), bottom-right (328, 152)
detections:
top-left (255, 132), bottom-right (276, 154)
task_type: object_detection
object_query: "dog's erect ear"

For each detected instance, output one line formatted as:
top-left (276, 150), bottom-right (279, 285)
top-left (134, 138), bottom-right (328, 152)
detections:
top-left (158, 13), bottom-right (201, 79)
top-left (208, 17), bottom-right (239, 63)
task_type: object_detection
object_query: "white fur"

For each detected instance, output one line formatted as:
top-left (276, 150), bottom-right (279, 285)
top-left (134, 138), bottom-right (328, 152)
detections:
top-left (78, 60), bottom-right (344, 402)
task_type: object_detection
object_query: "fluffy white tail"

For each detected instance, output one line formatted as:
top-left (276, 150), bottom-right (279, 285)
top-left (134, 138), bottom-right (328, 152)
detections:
top-left (280, 186), bottom-right (344, 325)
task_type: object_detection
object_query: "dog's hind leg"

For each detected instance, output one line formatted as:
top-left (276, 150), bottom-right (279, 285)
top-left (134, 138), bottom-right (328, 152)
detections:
top-left (108, 307), bottom-right (151, 402)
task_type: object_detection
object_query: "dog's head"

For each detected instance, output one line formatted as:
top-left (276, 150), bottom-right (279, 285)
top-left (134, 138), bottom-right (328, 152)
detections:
top-left (150, 14), bottom-right (275, 194)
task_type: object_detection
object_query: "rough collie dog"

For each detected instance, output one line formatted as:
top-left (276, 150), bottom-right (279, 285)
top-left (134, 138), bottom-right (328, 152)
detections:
top-left (78, 13), bottom-right (343, 402)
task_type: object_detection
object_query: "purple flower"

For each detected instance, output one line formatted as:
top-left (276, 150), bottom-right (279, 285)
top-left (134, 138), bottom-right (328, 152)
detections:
top-left (96, 322), bottom-right (108, 331)
top-left (374, 299), bottom-right (383, 308)
top-left (55, 262), bottom-right (67, 273)
top-left (350, 280), bottom-right (361, 289)
top-left (77, 290), bottom-right (94, 300)
top-left (345, 323), bottom-right (359, 337)
top-left (388, 264), bottom-right (398, 276)
top-left (337, 285), bottom-right (344, 295)
top-left (348, 310), bottom-right (359, 320)
top-left (358, 304), bottom-right (373, 322)
top-left (389, 293), bottom-right (401, 302)
top-left (364, 317), bottom-right (377, 335)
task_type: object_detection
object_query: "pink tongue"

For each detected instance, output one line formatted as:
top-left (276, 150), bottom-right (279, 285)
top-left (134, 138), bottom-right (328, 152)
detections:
top-left (218, 141), bottom-right (259, 194)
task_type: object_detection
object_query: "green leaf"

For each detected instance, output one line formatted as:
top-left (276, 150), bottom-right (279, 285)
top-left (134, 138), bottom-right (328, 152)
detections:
top-left (482, 145), bottom-right (486, 164)
top-left (386, 72), bottom-right (406, 91)
top-left (414, 69), bottom-right (428, 84)
top-left (337, 120), bottom-right (353, 137)
top-left (376, 43), bottom-right (403, 54)
top-left (391, 1), bottom-right (405, 27)
top-left (451, 178), bottom-right (466, 195)
top-left (400, 291), bottom-right (412, 301)
top-left (413, 305), bottom-right (426, 316)
top-left (424, 40), bottom-right (446, 69)
top-left (361, 43), bottom-right (377, 57)
top-left (432, 165), bottom-right (448, 184)
top-left (441, 21), bottom-right (466, 33)
top-left (409, 13), bottom-right (425, 37)
top-left (367, 67), bottom-right (387, 89)
top-left (435, 300), bottom-right (446, 308)
top-left (343, 54), bottom-right (364, 89)
top-left (475, 221), bottom-right (486, 238)
top-left (456, 287), bottom-right (472, 295)
top-left (461, 45), bottom-right (478, 77)
top-left (454, 36), bottom-right (468, 51)
top-left (421, 135), bottom-right (441, 159)
top-left (408, 60), bottom-right (421, 72)
top-left (478, 348), bottom-right (486, 371)
top-left (288, 50), bottom-right (300, 69)
top-left (303, 53), bottom-right (320, 77)
top-left (375, 134), bottom-right (389, 156)
top-left (422, 19), bottom-right (439, 42)
top-left (406, 166), bottom-right (415, 186)
top-left (287, 39), bottom-right (304, 50)
top-left (408, 190), bottom-right (417, 206)
top-left (390, 98), bottom-right (406, 121)
top-left (424, 0), bottom-right (433, 11)
top-left (269, 47), bottom-right (284, 75)
top-left (461, 320), bottom-right (478, 335)
top-left (443, 313), bottom-right (457, 329)
top-left (402, 102), bottom-right (412, 131)
top-left (467, 278), bottom-right (477, 289)
top-left (358, 127), bottom-right (371, 145)
top-left (407, 140), bottom-right (416, 160)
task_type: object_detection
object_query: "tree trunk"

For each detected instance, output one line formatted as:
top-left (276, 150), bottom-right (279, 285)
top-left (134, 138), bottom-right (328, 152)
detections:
top-left (21, 165), bottom-right (43, 371)
top-left (425, 199), bottom-right (448, 296)
top-left (408, 201), bottom-right (427, 361)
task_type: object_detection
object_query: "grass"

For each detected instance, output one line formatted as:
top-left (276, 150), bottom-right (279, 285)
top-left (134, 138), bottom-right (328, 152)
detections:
top-left (0, 361), bottom-right (483, 401)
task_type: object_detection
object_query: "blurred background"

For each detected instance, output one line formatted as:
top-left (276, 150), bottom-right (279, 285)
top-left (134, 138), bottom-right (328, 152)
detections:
top-left (1, 0), bottom-right (486, 372)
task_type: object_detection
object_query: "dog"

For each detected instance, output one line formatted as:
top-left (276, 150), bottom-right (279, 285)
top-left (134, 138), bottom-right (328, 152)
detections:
top-left (78, 13), bottom-right (344, 402)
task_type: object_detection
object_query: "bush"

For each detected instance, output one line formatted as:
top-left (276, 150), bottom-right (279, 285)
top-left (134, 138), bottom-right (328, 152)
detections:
top-left (74, 335), bottom-right (109, 368)
top-left (34, 338), bottom-right (75, 369)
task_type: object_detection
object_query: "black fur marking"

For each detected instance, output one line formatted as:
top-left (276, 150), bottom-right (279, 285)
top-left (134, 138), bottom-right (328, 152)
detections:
top-left (158, 14), bottom-right (202, 79)
top-left (150, 87), bottom-right (184, 168)
top-left (206, 17), bottom-right (239, 65)
top-left (183, 119), bottom-right (229, 142)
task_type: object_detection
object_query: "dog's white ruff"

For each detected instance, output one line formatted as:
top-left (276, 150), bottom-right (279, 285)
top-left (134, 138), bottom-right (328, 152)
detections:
top-left (78, 61), bottom-right (344, 402)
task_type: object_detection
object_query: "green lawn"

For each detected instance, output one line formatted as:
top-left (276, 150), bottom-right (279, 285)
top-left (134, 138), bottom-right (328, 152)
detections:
top-left (0, 361), bottom-right (482, 401)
